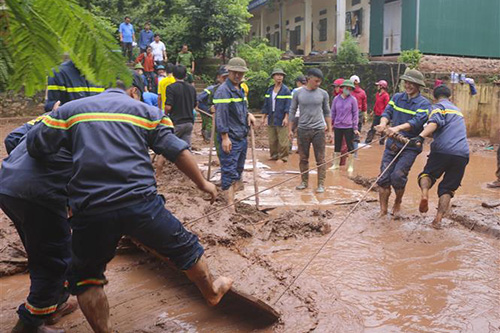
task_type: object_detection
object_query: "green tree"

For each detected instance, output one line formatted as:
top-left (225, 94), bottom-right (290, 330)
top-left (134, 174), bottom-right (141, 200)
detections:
top-left (207, 0), bottom-right (251, 62)
top-left (2, 0), bottom-right (130, 95)
top-left (398, 49), bottom-right (422, 69)
top-left (237, 39), bottom-right (304, 109)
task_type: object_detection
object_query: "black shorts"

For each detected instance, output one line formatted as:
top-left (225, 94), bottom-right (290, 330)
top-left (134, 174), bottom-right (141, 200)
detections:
top-left (68, 195), bottom-right (204, 295)
top-left (418, 152), bottom-right (469, 197)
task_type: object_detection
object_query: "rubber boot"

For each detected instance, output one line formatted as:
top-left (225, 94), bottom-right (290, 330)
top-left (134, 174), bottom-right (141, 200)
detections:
top-left (316, 183), bottom-right (325, 193)
top-left (353, 141), bottom-right (359, 158)
top-left (347, 154), bottom-right (355, 174)
top-left (329, 152), bottom-right (341, 170)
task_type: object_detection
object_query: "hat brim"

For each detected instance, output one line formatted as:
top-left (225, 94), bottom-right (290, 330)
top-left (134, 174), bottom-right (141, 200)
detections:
top-left (226, 66), bottom-right (249, 73)
top-left (271, 72), bottom-right (286, 77)
top-left (400, 75), bottom-right (426, 87)
top-left (340, 84), bottom-right (355, 89)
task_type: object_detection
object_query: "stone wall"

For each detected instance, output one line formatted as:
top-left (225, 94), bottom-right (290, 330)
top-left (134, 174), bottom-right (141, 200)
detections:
top-left (0, 91), bottom-right (45, 118)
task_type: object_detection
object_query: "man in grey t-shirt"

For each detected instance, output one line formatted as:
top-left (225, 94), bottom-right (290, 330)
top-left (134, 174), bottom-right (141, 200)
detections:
top-left (289, 68), bottom-right (332, 193)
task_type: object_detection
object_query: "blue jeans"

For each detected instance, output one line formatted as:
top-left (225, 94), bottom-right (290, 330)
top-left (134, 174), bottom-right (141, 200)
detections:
top-left (0, 194), bottom-right (71, 327)
top-left (377, 148), bottom-right (420, 190)
top-left (218, 136), bottom-right (247, 190)
top-left (68, 195), bottom-right (204, 295)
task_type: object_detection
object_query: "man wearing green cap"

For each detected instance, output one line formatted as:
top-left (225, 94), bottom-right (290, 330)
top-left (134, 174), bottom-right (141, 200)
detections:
top-left (261, 68), bottom-right (292, 163)
top-left (375, 69), bottom-right (431, 217)
top-left (214, 57), bottom-right (256, 209)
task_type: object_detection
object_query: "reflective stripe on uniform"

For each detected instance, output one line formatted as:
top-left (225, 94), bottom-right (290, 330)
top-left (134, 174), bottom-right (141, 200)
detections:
top-left (42, 113), bottom-right (174, 130)
top-left (27, 115), bottom-right (48, 125)
top-left (430, 108), bottom-right (464, 117)
top-left (276, 95), bottom-right (292, 99)
top-left (47, 85), bottom-right (105, 93)
top-left (389, 100), bottom-right (429, 115)
top-left (76, 278), bottom-right (108, 287)
top-left (264, 94), bottom-right (270, 98)
top-left (204, 89), bottom-right (212, 95)
top-left (212, 97), bottom-right (247, 104)
top-left (24, 302), bottom-right (58, 316)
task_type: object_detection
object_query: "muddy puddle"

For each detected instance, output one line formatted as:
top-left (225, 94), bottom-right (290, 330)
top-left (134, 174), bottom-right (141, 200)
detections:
top-left (1, 119), bottom-right (499, 332)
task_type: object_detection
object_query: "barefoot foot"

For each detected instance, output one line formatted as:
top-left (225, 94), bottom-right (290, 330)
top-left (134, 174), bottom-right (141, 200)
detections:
top-left (419, 197), bottom-right (429, 213)
top-left (207, 277), bottom-right (233, 306)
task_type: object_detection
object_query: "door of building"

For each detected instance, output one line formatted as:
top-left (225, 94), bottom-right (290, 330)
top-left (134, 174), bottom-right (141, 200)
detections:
top-left (383, 0), bottom-right (402, 54)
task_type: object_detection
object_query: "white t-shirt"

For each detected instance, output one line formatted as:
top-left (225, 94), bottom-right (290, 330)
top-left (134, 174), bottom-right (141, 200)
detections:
top-left (150, 41), bottom-right (166, 61)
top-left (272, 91), bottom-right (278, 112)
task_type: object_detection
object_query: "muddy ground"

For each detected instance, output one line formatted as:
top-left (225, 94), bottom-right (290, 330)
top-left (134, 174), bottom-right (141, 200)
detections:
top-left (1, 118), bottom-right (499, 332)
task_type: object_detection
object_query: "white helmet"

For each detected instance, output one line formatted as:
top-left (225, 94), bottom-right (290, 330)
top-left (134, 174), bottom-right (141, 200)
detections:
top-left (349, 75), bottom-right (360, 84)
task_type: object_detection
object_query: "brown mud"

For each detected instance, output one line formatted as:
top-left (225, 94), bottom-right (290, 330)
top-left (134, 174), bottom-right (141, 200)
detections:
top-left (1, 119), bottom-right (500, 332)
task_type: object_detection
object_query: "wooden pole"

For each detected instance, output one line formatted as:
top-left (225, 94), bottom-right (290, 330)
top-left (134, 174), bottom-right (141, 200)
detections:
top-left (207, 106), bottom-right (216, 181)
top-left (250, 126), bottom-right (260, 210)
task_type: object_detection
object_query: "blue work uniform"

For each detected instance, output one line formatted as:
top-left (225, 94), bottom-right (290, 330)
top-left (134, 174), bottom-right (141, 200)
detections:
top-left (197, 85), bottom-right (216, 141)
top-left (26, 89), bottom-right (203, 294)
top-left (377, 92), bottom-right (431, 189)
top-left (0, 116), bottom-right (72, 327)
top-left (261, 84), bottom-right (292, 126)
top-left (419, 99), bottom-right (469, 197)
top-left (45, 61), bottom-right (104, 112)
top-left (214, 79), bottom-right (248, 190)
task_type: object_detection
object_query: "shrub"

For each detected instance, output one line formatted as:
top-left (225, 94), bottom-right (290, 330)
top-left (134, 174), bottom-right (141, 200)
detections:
top-left (336, 32), bottom-right (368, 65)
top-left (237, 39), bottom-right (304, 109)
top-left (398, 49), bottom-right (423, 69)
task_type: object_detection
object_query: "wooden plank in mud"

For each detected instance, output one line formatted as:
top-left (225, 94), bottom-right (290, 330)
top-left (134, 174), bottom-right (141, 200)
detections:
top-left (130, 238), bottom-right (281, 323)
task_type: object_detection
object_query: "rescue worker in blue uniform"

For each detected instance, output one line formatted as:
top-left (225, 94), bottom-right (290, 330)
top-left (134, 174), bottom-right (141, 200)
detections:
top-left (214, 57), bottom-right (256, 209)
top-left (411, 85), bottom-right (469, 229)
top-left (196, 67), bottom-right (229, 143)
top-left (375, 69), bottom-right (431, 217)
top-left (1, 114), bottom-right (77, 333)
top-left (261, 68), bottom-right (292, 163)
top-left (45, 60), bottom-right (104, 112)
top-left (25, 75), bottom-right (233, 333)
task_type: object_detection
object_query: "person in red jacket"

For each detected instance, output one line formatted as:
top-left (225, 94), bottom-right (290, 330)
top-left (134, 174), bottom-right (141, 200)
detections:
top-left (365, 80), bottom-right (390, 144)
top-left (135, 46), bottom-right (156, 91)
top-left (330, 78), bottom-right (349, 166)
top-left (349, 75), bottom-right (367, 155)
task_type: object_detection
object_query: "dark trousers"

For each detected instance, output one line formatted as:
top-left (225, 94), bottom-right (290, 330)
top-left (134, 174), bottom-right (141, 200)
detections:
top-left (68, 195), bottom-right (204, 295)
top-left (365, 115), bottom-right (385, 144)
top-left (0, 195), bottom-right (71, 326)
top-left (419, 152), bottom-right (469, 197)
top-left (377, 148), bottom-right (420, 190)
top-left (121, 42), bottom-right (133, 61)
top-left (144, 71), bottom-right (155, 92)
top-left (334, 128), bottom-right (355, 153)
top-left (218, 137), bottom-right (247, 190)
top-left (174, 122), bottom-right (194, 147)
top-left (297, 128), bottom-right (326, 185)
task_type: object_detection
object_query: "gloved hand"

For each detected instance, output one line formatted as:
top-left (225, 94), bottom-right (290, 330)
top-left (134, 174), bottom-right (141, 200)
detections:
top-left (409, 135), bottom-right (424, 148)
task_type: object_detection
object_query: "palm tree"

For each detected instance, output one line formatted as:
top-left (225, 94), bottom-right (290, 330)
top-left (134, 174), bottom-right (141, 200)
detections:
top-left (1, 0), bottom-right (130, 95)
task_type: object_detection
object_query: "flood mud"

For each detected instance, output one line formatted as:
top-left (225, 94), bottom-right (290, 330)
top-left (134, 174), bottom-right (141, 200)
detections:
top-left (1, 119), bottom-right (499, 332)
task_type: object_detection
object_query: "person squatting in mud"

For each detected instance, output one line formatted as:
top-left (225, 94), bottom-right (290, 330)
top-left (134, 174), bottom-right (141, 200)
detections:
top-left (24, 73), bottom-right (232, 333)
top-left (214, 57), bottom-right (257, 210)
top-left (0, 59), bottom-right (107, 333)
top-left (375, 69), bottom-right (431, 217)
top-left (410, 85), bottom-right (470, 229)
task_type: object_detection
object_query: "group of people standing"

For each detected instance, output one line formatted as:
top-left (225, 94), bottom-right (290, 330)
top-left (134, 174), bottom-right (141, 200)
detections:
top-left (258, 67), bottom-right (471, 231)
top-left (258, 68), bottom-right (391, 193)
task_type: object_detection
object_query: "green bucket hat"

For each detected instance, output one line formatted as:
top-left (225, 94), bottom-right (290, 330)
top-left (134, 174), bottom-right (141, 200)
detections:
top-left (271, 68), bottom-right (286, 77)
top-left (134, 63), bottom-right (144, 70)
top-left (400, 69), bottom-right (426, 87)
top-left (340, 79), bottom-right (355, 89)
top-left (226, 57), bottom-right (249, 72)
